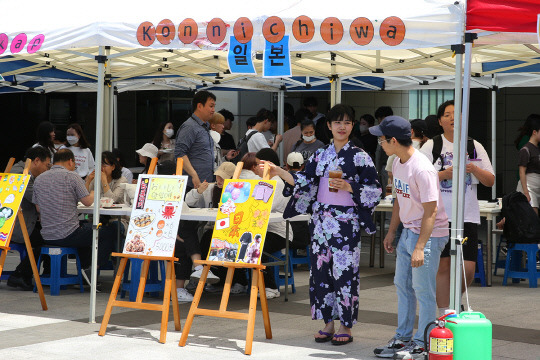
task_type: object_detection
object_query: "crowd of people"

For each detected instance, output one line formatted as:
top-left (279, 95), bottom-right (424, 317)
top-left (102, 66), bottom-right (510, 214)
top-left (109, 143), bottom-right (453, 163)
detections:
top-left (6, 88), bottom-right (516, 358)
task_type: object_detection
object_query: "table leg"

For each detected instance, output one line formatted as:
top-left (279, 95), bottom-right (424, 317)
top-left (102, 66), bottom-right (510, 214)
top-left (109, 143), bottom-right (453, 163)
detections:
top-left (369, 214), bottom-right (375, 267)
top-left (284, 221), bottom-right (289, 302)
top-left (380, 212), bottom-right (386, 268)
top-left (486, 219), bottom-right (493, 287)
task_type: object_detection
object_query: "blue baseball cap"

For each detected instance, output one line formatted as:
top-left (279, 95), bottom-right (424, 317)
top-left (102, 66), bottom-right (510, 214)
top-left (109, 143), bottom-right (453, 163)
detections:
top-left (369, 116), bottom-right (412, 140)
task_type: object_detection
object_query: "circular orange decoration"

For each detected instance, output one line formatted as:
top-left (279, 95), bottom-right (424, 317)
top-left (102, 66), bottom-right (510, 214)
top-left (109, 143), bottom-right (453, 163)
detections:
top-left (320, 17), bottom-right (343, 45)
top-left (137, 22), bottom-right (155, 47)
top-left (157, 230), bottom-right (163, 237)
top-left (157, 220), bottom-right (165, 229)
top-left (206, 18), bottom-right (227, 44)
top-left (292, 16), bottom-right (314, 43)
top-left (156, 19), bottom-right (175, 45)
top-left (349, 17), bottom-right (374, 46)
top-left (262, 16), bottom-right (285, 43)
top-left (380, 16), bottom-right (406, 46)
top-left (178, 18), bottom-right (198, 44)
top-left (233, 17), bottom-right (253, 44)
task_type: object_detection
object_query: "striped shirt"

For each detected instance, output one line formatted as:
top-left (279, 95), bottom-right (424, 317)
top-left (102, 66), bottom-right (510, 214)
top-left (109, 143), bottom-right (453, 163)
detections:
top-left (33, 165), bottom-right (89, 240)
top-left (174, 114), bottom-right (215, 188)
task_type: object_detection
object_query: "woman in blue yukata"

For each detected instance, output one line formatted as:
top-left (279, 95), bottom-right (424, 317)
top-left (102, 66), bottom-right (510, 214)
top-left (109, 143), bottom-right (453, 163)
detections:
top-left (263, 104), bottom-right (382, 345)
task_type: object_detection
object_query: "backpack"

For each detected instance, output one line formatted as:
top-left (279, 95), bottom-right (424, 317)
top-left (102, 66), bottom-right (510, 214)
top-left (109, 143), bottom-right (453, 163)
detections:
top-left (431, 134), bottom-right (476, 166)
top-left (230, 130), bottom-right (258, 164)
top-left (502, 191), bottom-right (540, 243)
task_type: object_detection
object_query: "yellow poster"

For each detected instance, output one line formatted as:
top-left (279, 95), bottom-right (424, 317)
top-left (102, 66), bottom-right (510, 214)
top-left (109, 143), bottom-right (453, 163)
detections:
top-left (207, 179), bottom-right (276, 265)
top-left (0, 173), bottom-right (30, 247)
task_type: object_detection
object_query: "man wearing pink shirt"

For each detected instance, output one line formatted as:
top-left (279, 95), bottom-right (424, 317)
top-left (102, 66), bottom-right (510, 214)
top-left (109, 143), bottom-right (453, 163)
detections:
top-left (370, 116), bottom-right (449, 359)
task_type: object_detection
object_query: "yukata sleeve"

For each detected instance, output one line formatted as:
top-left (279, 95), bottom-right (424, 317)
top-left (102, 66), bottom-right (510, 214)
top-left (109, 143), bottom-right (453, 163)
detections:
top-left (350, 150), bottom-right (382, 233)
top-left (282, 150), bottom-right (321, 218)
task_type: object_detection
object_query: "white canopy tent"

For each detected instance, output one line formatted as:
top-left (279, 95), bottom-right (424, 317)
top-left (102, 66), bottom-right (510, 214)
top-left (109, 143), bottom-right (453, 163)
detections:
top-left (2, 0), bottom-right (539, 322)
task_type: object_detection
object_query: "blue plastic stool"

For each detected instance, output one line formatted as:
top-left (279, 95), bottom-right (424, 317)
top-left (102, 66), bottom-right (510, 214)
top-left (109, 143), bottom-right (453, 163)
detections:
top-left (502, 243), bottom-right (540, 288)
top-left (34, 246), bottom-right (84, 295)
top-left (268, 250), bottom-right (295, 293)
top-left (290, 246), bottom-right (310, 270)
top-left (0, 243), bottom-right (28, 281)
top-left (474, 243), bottom-right (486, 287)
top-left (121, 259), bottom-right (166, 301)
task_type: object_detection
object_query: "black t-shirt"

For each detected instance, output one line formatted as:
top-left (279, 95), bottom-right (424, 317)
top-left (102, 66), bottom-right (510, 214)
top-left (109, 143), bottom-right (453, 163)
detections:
top-left (219, 131), bottom-right (237, 150)
top-left (518, 142), bottom-right (540, 174)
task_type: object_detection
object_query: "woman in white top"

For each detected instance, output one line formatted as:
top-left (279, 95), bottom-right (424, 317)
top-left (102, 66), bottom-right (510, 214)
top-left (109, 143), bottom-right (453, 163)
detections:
top-left (152, 122), bottom-right (176, 163)
top-left (134, 143), bottom-right (159, 183)
top-left (64, 123), bottom-right (95, 178)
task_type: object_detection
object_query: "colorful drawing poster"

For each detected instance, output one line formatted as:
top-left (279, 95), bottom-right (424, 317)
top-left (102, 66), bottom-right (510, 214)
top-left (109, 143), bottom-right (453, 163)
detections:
top-left (207, 179), bottom-right (276, 265)
top-left (123, 174), bottom-right (187, 257)
top-left (0, 173), bottom-right (30, 247)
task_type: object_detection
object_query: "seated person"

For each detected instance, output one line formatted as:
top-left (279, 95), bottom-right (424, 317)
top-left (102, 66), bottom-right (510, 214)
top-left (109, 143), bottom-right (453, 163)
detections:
top-left (32, 149), bottom-right (117, 285)
top-left (86, 151), bottom-right (129, 233)
top-left (7, 147), bottom-right (51, 291)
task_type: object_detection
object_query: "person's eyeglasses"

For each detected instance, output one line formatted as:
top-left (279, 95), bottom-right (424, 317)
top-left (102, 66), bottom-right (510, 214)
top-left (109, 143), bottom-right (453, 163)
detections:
top-left (377, 138), bottom-right (389, 145)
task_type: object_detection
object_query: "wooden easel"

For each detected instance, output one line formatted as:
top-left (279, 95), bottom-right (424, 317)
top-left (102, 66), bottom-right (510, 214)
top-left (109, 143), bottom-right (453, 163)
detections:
top-left (99, 157), bottom-right (181, 343)
top-left (0, 158), bottom-right (47, 310)
top-left (178, 162), bottom-right (272, 355)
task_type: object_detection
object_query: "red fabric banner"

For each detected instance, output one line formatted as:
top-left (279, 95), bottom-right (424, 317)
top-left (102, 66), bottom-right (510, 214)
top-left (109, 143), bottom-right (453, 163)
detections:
top-left (466, 0), bottom-right (540, 33)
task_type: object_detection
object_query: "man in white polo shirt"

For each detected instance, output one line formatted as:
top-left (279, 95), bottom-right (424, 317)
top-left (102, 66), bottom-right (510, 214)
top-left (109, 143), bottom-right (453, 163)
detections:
top-left (370, 116), bottom-right (449, 359)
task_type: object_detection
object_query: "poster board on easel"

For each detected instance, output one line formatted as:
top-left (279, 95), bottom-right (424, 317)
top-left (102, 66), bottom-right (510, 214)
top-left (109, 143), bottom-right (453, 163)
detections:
top-left (207, 178), bottom-right (276, 264)
top-left (0, 158), bottom-right (47, 310)
top-left (179, 162), bottom-right (275, 355)
top-left (99, 157), bottom-right (183, 344)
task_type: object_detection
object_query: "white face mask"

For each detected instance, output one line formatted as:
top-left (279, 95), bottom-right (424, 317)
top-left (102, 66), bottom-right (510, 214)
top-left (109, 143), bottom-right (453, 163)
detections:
top-left (164, 128), bottom-right (174, 138)
top-left (303, 135), bottom-right (315, 142)
top-left (359, 125), bottom-right (369, 133)
top-left (66, 135), bottom-right (79, 145)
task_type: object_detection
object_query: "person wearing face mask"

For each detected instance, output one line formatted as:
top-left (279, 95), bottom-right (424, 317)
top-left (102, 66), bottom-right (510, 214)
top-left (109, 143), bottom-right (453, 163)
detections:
top-left (62, 123), bottom-right (95, 178)
top-left (291, 119), bottom-right (325, 163)
top-left (208, 113), bottom-right (238, 171)
top-left (152, 122), bottom-right (176, 163)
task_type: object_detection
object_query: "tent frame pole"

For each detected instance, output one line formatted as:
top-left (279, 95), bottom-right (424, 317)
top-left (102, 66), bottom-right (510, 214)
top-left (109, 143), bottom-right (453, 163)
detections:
top-left (90, 46), bottom-right (106, 323)
top-left (277, 89), bottom-right (285, 163)
top-left (449, 46), bottom-right (463, 313)
top-left (491, 74), bottom-right (497, 199)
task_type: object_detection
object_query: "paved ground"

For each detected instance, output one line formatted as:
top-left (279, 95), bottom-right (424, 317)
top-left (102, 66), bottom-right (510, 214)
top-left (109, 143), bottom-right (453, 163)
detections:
top-left (1, 242), bottom-right (539, 360)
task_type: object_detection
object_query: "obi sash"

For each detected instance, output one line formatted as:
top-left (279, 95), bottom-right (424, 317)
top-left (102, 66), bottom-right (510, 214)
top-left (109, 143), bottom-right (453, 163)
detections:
top-left (317, 177), bottom-right (355, 206)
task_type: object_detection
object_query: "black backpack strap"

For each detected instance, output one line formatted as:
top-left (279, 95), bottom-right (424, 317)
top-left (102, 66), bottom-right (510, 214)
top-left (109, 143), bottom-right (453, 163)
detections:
top-left (431, 135), bottom-right (443, 165)
top-left (245, 130), bottom-right (258, 143)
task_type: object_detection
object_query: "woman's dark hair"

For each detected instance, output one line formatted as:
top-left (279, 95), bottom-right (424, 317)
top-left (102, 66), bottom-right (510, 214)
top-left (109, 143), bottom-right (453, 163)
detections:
top-left (437, 100), bottom-right (454, 120)
top-left (152, 122), bottom-right (173, 148)
top-left (360, 114), bottom-right (376, 127)
top-left (54, 129), bottom-right (66, 143)
top-left (241, 152), bottom-right (258, 170)
top-left (514, 114), bottom-right (540, 149)
top-left (327, 104), bottom-right (355, 124)
top-left (102, 151), bottom-right (122, 180)
top-left (112, 148), bottom-right (126, 168)
top-left (256, 148), bottom-right (280, 167)
top-left (211, 185), bottom-right (222, 208)
top-left (66, 123), bottom-right (91, 149)
top-left (36, 121), bottom-right (55, 154)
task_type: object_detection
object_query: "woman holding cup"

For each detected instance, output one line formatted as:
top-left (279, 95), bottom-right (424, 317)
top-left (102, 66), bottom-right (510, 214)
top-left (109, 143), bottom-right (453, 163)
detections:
top-left (262, 104), bottom-right (381, 345)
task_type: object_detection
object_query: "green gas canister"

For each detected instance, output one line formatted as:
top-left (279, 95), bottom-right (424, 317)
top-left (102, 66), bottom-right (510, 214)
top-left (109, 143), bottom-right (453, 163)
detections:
top-left (445, 311), bottom-right (492, 360)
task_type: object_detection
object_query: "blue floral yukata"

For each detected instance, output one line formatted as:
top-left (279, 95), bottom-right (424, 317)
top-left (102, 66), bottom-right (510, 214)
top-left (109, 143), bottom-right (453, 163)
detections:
top-left (283, 141), bottom-right (381, 328)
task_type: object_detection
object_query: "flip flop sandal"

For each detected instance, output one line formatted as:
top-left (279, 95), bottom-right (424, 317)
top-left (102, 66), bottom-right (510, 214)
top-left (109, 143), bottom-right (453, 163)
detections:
top-left (314, 330), bottom-right (334, 343)
top-left (331, 334), bottom-right (353, 345)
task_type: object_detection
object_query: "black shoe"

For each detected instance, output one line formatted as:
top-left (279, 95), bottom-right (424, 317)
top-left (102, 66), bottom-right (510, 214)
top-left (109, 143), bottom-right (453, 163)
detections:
top-left (7, 274), bottom-right (33, 291)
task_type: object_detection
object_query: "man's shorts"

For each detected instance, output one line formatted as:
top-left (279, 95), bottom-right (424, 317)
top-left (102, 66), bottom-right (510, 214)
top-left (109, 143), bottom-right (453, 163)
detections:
top-left (440, 222), bottom-right (479, 262)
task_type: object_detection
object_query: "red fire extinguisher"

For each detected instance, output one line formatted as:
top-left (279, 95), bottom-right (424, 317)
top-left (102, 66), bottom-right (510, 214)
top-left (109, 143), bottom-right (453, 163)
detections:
top-left (423, 312), bottom-right (456, 360)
